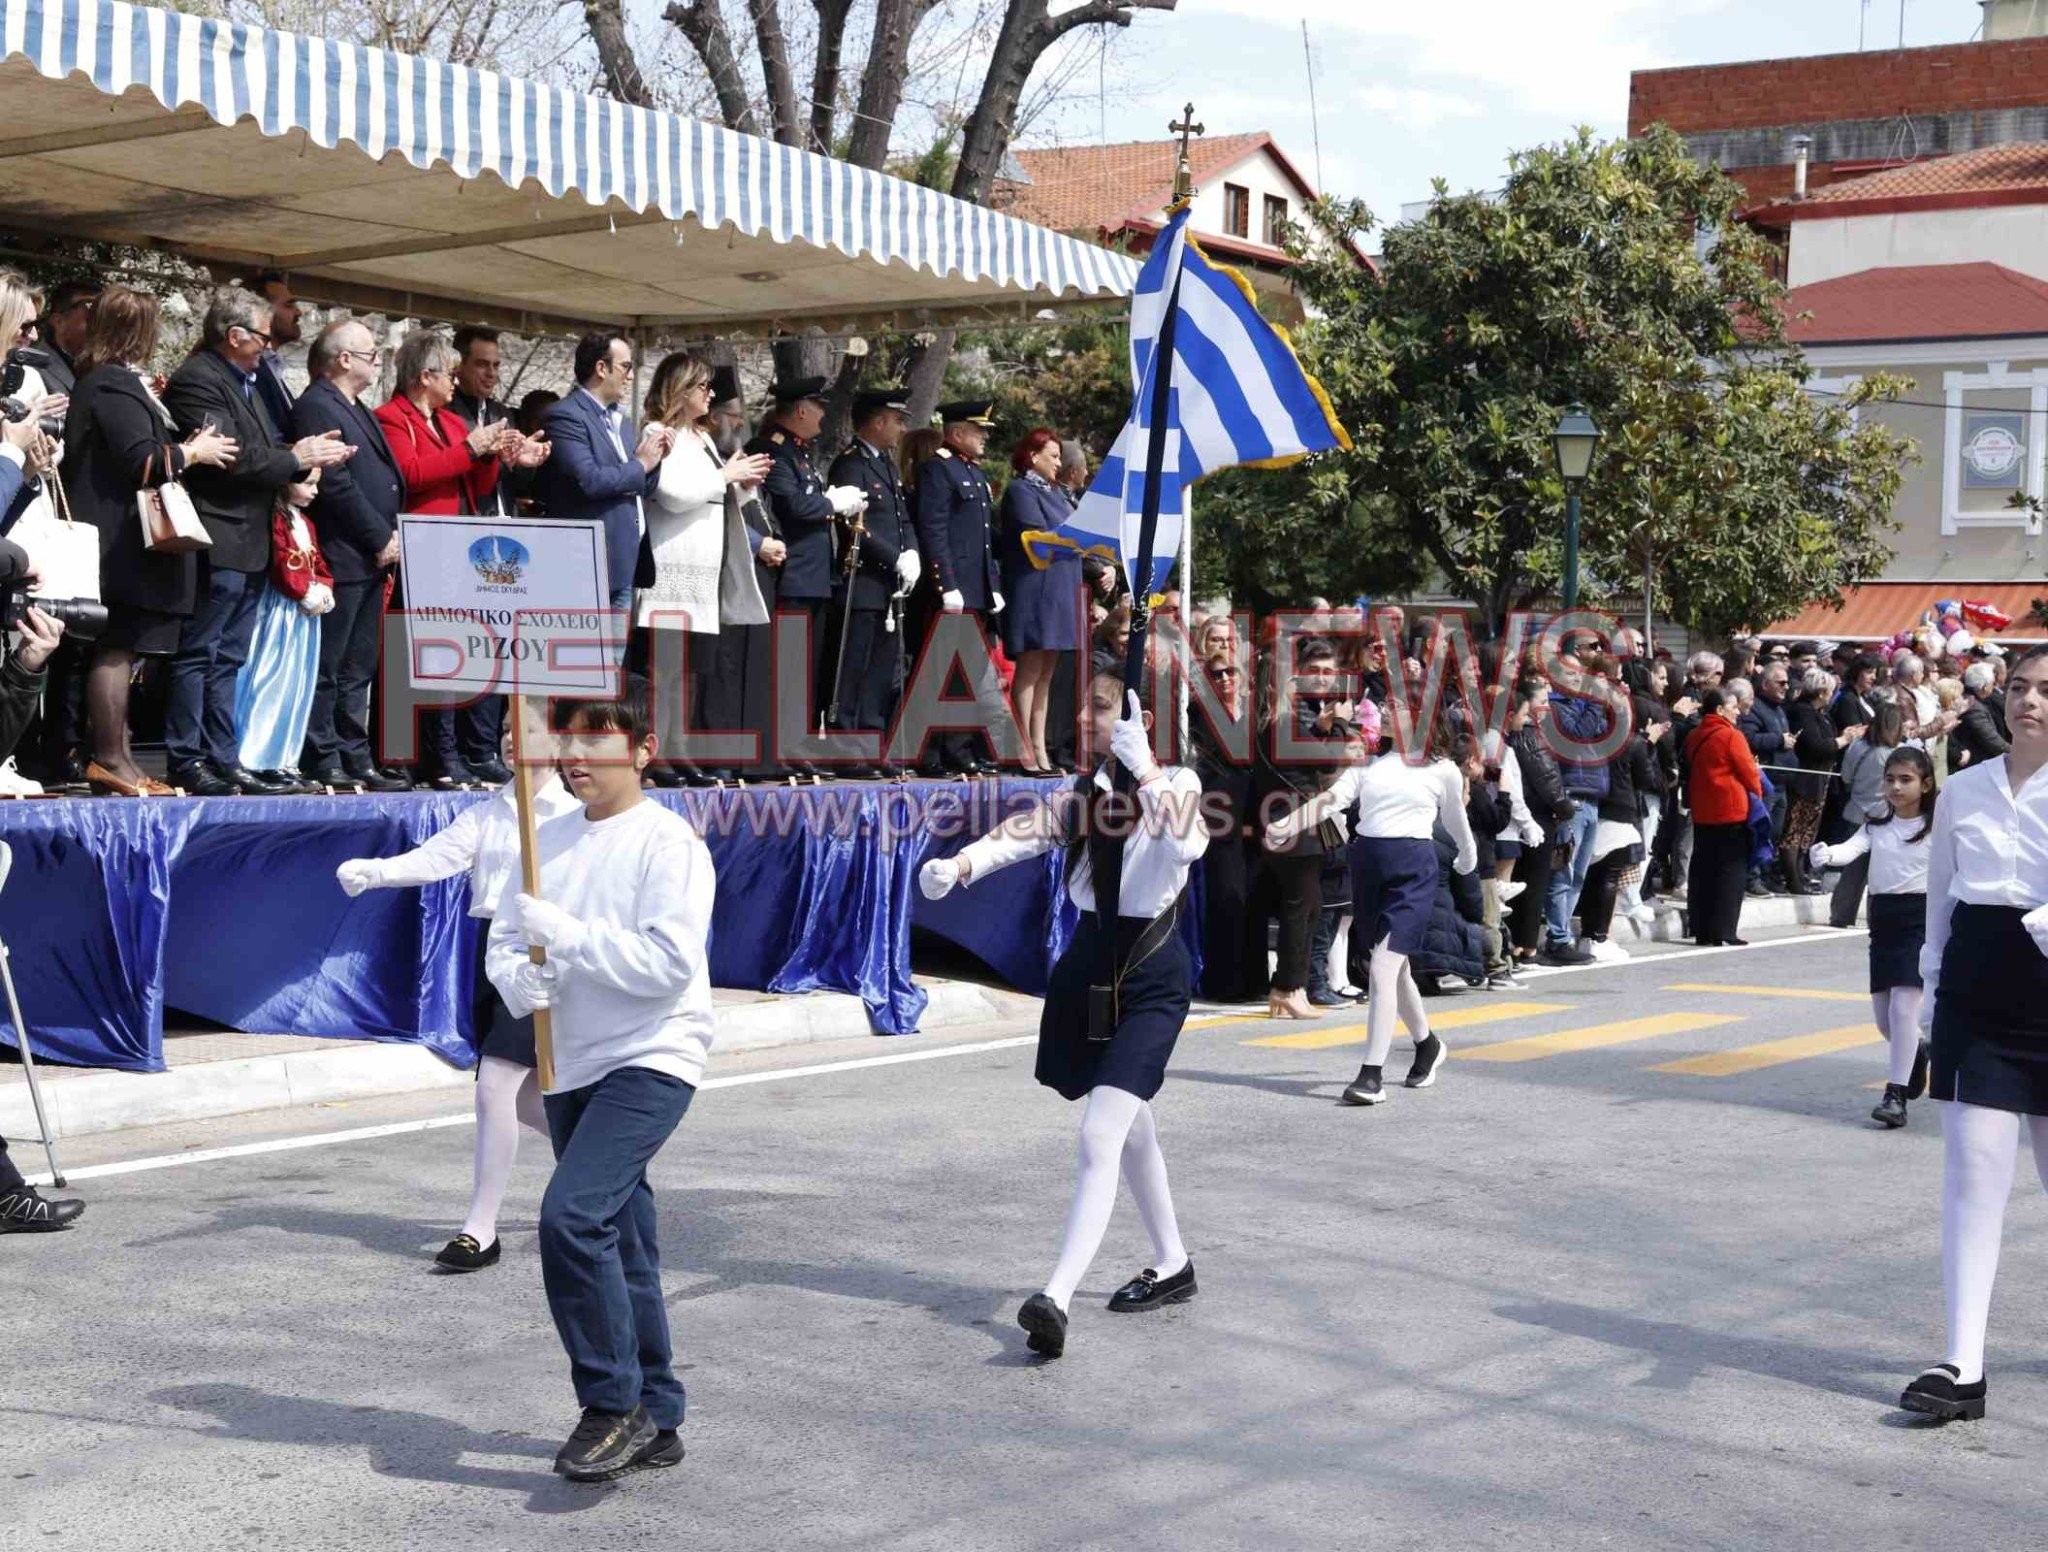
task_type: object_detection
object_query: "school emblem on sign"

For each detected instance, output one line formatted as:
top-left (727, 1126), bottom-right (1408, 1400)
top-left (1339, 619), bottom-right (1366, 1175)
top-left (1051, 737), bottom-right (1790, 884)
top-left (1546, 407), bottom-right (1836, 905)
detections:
top-left (468, 534), bottom-right (529, 587)
top-left (1962, 415), bottom-right (2026, 487)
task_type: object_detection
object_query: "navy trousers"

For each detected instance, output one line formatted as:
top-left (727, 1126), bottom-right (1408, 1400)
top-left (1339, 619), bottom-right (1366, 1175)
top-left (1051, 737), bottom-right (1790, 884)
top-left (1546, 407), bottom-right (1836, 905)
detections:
top-left (164, 560), bottom-right (262, 771)
top-left (540, 1065), bottom-right (695, 1426)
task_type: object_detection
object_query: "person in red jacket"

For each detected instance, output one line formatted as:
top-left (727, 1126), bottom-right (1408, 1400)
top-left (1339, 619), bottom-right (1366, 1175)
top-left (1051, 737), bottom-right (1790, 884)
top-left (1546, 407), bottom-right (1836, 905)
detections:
top-left (1684, 686), bottom-right (1765, 946)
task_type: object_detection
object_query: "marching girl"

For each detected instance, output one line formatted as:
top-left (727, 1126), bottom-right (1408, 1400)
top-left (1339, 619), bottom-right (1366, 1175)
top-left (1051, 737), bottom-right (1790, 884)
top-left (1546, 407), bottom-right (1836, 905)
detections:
top-left (918, 663), bottom-right (1208, 1359)
top-left (336, 716), bottom-right (579, 1271)
top-left (1265, 710), bottom-right (1476, 1106)
top-left (1899, 644), bottom-right (2048, 1423)
top-left (1808, 746), bottom-right (1935, 1129)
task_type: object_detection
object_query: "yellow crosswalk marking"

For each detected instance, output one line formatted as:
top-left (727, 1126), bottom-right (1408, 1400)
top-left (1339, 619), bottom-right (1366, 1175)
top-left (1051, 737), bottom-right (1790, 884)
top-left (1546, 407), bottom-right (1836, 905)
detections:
top-left (1650, 1023), bottom-right (1881, 1077)
top-left (1455, 1011), bottom-right (1743, 1063)
top-left (1663, 983), bottom-right (1865, 1004)
top-left (1246, 1001), bottom-right (1568, 1050)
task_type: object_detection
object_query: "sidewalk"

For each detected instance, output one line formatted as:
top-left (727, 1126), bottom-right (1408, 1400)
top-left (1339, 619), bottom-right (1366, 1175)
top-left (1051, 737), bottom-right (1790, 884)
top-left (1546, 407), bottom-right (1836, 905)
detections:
top-left (0, 980), bottom-right (1038, 1143)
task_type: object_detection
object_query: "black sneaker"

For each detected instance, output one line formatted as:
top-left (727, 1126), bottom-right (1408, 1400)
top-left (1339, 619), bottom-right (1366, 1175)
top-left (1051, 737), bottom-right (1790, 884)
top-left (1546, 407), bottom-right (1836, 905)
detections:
top-left (1900, 1364), bottom-right (1986, 1422)
top-left (433, 1234), bottom-right (501, 1272)
top-left (1405, 1033), bottom-right (1447, 1089)
top-left (1017, 1292), bottom-right (1069, 1357)
top-left (629, 1429), bottom-right (684, 1471)
top-left (1107, 1259), bottom-right (1197, 1312)
top-left (1745, 880), bottom-right (1772, 899)
top-left (1908, 1040), bottom-right (1932, 1102)
top-left (555, 1405), bottom-right (656, 1482)
top-left (1340, 1064), bottom-right (1386, 1106)
top-left (1871, 1084), bottom-right (1909, 1129)
top-left (1538, 938), bottom-right (1593, 967)
top-left (0, 1184), bottom-right (85, 1232)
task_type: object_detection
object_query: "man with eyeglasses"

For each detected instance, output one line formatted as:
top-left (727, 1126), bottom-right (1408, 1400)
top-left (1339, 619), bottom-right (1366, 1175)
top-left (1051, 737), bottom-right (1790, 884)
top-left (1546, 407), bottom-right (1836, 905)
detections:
top-left (163, 289), bottom-right (355, 798)
top-left (33, 277), bottom-right (99, 396)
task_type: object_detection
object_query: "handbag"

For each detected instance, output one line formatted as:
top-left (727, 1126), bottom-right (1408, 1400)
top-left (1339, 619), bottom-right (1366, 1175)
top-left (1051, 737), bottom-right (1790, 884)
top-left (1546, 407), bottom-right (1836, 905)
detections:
top-left (8, 469), bottom-right (100, 602)
top-left (136, 450), bottom-right (211, 553)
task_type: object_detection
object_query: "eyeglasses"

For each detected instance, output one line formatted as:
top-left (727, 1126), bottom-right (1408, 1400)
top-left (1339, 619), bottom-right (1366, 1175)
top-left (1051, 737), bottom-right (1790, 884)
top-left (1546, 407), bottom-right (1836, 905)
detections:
top-left (1212, 666), bottom-right (1242, 679)
top-left (237, 326), bottom-right (274, 346)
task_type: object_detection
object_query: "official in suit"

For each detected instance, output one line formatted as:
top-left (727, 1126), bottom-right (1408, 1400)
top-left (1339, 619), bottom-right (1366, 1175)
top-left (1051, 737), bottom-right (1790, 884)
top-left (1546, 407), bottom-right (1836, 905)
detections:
top-left (451, 325), bottom-right (549, 522)
top-left (825, 386), bottom-right (920, 779)
top-left (913, 399), bottom-right (1005, 777)
top-left (162, 288), bottom-right (353, 797)
top-left (535, 332), bottom-right (669, 626)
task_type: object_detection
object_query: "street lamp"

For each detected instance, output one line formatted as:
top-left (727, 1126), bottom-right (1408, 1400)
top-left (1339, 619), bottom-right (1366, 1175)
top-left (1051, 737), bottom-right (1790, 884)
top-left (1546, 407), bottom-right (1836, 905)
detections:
top-left (1552, 403), bottom-right (1602, 611)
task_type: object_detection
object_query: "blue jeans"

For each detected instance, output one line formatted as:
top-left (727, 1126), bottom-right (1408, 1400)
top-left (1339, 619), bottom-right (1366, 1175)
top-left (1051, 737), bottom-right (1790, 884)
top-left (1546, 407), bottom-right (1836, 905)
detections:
top-left (540, 1065), bottom-right (696, 1426)
top-left (1545, 798), bottom-right (1600, 946)
top-left (165, 561), bottom-right (263, 771)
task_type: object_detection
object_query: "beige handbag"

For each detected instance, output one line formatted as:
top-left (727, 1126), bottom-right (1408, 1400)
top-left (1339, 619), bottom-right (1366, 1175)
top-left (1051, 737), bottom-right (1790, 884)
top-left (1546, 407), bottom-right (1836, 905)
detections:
top-left (136, 448), bottom-right (211, 553)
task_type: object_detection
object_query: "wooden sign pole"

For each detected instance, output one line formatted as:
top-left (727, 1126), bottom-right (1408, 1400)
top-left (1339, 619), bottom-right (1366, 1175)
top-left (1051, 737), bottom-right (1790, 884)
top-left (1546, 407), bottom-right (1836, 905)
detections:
top-left (510, 691), bottom-right (555, 1091)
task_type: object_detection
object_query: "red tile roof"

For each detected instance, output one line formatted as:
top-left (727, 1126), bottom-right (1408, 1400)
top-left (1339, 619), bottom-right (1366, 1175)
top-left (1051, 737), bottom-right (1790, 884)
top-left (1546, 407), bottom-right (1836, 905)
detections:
top-left (993, 133), bottom-right (1278, 236)
top-left (1773, 141), bottom-right (2048, 220)
top-left (1764, 582), bottom-right (2046, 644)
top-left (1781, 263), bottom-right (2048, 344)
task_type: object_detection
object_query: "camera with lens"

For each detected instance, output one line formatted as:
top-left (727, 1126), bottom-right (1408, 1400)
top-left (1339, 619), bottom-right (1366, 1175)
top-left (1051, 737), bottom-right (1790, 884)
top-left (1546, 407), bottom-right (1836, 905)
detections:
top-left (0, 581), bottom-right (105, 641)
top-left (1, 347), bottom-right (65, 438)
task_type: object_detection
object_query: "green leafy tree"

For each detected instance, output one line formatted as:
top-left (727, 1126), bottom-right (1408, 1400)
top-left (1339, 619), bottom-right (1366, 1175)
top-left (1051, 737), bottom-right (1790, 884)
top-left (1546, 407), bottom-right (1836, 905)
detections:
top-left (1267, 126), bottom-right (1914, 635)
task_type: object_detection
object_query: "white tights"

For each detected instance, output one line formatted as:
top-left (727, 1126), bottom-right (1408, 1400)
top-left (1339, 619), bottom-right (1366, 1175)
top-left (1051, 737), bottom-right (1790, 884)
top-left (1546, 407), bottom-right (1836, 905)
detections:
top-left (1042, 1086), bottom-right (1188, 1312)
top-left (1940, 1101), bottom-right (2048, 1384)
top-left (1328, 913), bottom-right (1357, 994)
top-left (1363, 940), bottom-right (1431, 1068)
top-left (1870, 988), bottom-right (1924, 1087)
top-left (460, 1055), bottom-right (549, 1247)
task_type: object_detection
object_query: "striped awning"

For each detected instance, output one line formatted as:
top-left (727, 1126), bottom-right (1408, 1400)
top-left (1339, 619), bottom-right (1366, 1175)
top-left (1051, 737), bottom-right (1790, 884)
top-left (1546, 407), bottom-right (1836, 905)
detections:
top-left (0, 0), bottom-right (1137, 333)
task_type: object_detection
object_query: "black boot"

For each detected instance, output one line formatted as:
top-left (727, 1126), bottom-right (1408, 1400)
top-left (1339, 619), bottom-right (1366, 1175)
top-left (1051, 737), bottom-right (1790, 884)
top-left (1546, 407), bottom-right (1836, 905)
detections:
top-left (1871, 1084), bottom-right (1909, 1129)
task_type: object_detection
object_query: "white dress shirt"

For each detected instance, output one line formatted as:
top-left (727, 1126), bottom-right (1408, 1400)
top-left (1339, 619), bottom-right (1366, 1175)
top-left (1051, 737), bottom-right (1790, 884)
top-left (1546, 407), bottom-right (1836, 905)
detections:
top-left (1289, 756), bottom-right (1478, 874)
top-left (367, 779), bottom-right (580, 917)
top-left (1815, 816), bottom-right (1930, 897)
top-left (1919, 756), bottom-right (2048, 1022)
top-left (956, 764), bottom-right (1209, 918)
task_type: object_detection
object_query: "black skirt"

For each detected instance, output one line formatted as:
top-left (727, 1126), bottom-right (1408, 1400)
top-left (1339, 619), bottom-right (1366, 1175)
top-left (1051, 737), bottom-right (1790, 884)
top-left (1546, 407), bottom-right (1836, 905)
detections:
top-left (472, 917), bottom-right (536, 1069)
top-left (1351, 836), bottom-right (1439, 957)
top-left (1867, 891), bottom-right (1926, 992)
top-left (1038, 910), bottom-right (1192, 1102)
top-left (1930, 902), bottom-right (2048, 1113)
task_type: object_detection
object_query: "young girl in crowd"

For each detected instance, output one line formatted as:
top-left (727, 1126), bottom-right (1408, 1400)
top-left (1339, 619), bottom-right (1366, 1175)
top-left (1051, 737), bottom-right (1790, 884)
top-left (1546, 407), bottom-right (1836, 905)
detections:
top-left (1810, 747), bottom-right (1935, 1129)
top-left (336, 714), bottom-right (580, 1270)
top-left (234, 474), bottom-right (332, 790)
top-left (919, 664), bottom-right (1207, 1359)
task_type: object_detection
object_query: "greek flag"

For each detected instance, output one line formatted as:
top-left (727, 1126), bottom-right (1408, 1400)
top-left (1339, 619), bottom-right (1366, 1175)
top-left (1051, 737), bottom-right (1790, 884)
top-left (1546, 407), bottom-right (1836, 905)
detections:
top-left (1056, 205), bottom-right (1350, 593)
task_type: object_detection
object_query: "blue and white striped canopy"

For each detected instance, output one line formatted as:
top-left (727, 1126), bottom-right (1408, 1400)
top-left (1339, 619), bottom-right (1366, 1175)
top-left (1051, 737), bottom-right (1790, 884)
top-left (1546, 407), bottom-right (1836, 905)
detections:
top-left (0, 0), bottom-right (1136, 331)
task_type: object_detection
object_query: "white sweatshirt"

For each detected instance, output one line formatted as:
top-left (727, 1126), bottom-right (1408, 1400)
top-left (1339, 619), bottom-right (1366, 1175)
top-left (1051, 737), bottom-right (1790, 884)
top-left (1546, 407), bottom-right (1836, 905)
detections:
top-left (487, 800), bottom-right (718, 1094)
top-left (364, 779), bottom-right (580, 917)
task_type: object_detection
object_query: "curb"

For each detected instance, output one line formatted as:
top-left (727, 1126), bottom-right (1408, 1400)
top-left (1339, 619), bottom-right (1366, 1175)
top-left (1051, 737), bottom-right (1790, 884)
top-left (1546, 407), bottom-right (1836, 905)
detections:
top-left (0, 980), bottom-right (1032, 1143)
top-left (1628, 889), bottom-right (1848, 944)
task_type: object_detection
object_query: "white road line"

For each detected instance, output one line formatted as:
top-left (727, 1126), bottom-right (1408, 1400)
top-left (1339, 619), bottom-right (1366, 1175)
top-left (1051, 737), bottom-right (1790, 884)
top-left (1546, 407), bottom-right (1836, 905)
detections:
top-left (25, 931), bottom-right (1863, 1187)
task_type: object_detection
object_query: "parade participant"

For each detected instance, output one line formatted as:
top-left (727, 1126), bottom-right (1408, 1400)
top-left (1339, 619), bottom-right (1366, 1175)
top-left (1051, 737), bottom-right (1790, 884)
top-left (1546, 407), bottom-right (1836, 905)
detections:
top-left (1268, 711), bottom-right (1477, 1106)
top-left (1899, 644), bottom-right (2048, 1424)
top-left (1811, 746), bottom-right (1935, 1128)
top-left (913, 400), bottom-right (1005, 778)
top-left (487, 695), bottom-right (716, 1479)
top-left (335, 719), bottom-right (578, 1267)
top-left (917, 663), bottom-right (1207, 1358)
top-left (825, 385), bottom-right (920, 778)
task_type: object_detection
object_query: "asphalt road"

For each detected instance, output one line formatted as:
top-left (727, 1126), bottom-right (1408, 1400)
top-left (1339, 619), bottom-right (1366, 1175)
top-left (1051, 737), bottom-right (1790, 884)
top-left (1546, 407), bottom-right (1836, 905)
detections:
top-left (5, 930), bottom-right (2045, 1551)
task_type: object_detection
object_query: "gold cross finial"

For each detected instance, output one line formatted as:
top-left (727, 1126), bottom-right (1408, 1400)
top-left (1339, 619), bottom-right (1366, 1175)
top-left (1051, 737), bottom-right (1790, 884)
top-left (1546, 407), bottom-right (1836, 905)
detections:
top-left (1170, 103), bottom-right (1204, 203)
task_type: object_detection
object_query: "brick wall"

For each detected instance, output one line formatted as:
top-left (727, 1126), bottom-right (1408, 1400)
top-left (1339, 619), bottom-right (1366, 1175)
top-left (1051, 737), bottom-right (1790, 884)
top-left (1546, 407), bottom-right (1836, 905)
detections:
top-left (1629, 37), bottom-right (2048, 137)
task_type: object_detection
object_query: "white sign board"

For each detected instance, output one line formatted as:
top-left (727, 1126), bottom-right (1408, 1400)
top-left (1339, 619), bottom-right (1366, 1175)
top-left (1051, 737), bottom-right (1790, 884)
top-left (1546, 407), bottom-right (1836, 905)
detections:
top-left (398, 515), bottom-right (617, 697)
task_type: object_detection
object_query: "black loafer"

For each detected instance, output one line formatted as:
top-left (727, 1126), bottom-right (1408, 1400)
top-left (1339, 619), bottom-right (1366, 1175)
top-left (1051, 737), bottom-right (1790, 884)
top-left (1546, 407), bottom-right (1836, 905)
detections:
top-left (555, 1405), bottom-right (656, 1482)
top-left (224, 765), bottom-right (291, 796)
top-left (1908, 1040), bottom-right (1932, 1102)
top-left (170, 762), bottom-right (236, 797)
top-left (1017, 1292), bottom-right (1068, 1357)
top-left (433, 1233), bottom-right (501, 1272)
top-left (0, 1184), bottom-right (85, 1232)
top-left (1107, 1259), bottom-right (1197, 1312)
top-left (1900, 1364), bottom-right (1986, 1422)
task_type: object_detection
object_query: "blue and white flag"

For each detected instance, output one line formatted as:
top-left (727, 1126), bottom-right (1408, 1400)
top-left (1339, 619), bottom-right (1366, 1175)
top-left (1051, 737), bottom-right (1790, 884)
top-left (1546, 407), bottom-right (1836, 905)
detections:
top-left (1040, 205), bottom-right (1350, 594)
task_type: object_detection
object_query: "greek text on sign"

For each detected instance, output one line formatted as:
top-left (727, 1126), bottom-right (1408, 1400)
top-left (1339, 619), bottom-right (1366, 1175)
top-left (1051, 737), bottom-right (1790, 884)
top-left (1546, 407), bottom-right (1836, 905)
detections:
top-left (398, 516), bottom-right (617, 696)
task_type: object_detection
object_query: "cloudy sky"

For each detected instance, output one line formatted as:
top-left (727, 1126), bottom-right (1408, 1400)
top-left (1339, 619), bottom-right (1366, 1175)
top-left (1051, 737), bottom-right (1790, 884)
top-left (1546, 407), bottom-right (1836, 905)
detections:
top-left (1055, 0), bottom-right (2000, 226)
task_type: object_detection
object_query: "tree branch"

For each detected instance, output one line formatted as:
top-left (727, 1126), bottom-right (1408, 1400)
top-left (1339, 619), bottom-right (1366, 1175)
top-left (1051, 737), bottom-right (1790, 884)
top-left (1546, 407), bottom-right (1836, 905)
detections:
top-left (846, 0), bottom-right (941, 169)
top-left (808, 0), bottom-right (855, 154)
top-left (582, 0), bottom-right (654, 107)
top-left (1045, 0), bottom-right (1174, 44)
top-left (665, 0), bottom-right (763, 136)
top-left (748, 0), bottom-right (803, 146)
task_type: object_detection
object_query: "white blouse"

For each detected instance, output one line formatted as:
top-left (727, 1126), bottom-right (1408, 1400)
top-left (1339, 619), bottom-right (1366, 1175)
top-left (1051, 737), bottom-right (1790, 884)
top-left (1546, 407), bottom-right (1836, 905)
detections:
top-left (370, 778), bottom-right (581, 917)
top-left (1282, 756), bottom-right (1477, 875)
top-left (956, 765), bottom-right (1209, 918)
top-left (1918, 756), bottom-right (2048, 1017)
top-left (1815, 817), bottom-right (1930, 897)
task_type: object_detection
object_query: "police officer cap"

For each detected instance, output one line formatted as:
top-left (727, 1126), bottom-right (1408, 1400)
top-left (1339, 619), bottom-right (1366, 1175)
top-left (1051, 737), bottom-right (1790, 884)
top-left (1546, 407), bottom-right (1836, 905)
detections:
top-left (852, 386), bottom-right (911, 421)
top-left (769, 375), bottom-right (829, 405)
top-left (938, 398), bottom-right (997, 427)
top-left (710, 364), bottom-right (743, 407)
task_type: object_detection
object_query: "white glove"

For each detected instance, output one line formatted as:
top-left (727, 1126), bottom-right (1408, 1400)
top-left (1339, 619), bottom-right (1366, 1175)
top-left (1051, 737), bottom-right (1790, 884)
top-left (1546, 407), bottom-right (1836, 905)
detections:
top-left (2025, 903), bottom-right (2048, 959)
top-left (941, 589), bottom-right (964, 614)
top-left (300, 582), bottom-right (335, 617)
top-left (1808, 842), bottom-right (1830, 872)
top-left (919, 857), bottom-right (962, 900)
top-left (335, 859), bottom-right (384, 897)
top-left (514, 893), bottom-right (586, 956)
top-left (827, 485), bottom-right (867, 518)
top-left (896, 550), bottom-right (920, 589)
top-left (506, 959), bottom-right (558, 1016)
top-left (1109, 690), bottom-right (1156, 781)
top-left (991, 590), bottom-right (1006, 615)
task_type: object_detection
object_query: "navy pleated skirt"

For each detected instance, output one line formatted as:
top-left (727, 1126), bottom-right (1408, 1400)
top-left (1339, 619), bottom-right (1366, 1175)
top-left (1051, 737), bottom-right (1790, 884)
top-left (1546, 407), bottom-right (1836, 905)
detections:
top-left (1930, 902), bottom-right (2048, 1114)
top-left (1038, 910), bottom-right (1193, 1102)
top-left (472, 916), bottom-right (536, 1069)
top-left (1866, 891), bottom-right (1925, 993)
top-left (1351, 835), bottom-right (1439, 957)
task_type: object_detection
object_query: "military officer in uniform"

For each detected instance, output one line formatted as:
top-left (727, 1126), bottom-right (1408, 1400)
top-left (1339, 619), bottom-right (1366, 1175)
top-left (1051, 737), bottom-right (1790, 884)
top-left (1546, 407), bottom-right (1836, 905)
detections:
top-left (826, 386), bottom-right (921, 780)
top-left (913, 400), bottom-right (1006, 778)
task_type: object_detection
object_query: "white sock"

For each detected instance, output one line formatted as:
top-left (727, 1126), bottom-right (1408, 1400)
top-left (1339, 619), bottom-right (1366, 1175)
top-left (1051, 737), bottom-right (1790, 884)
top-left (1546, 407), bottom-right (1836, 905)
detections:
top-left (460, 1057), bottom-right (545, 1247)
top-left (1042, 1086), bottom-right (1145, 1311)
top-left (1881, 988), bottom-right (1922, 1087)
top-left (1119, 1100), bottom-right (1188, 1278)
top-left (1941, 1102), bottom-right (2023, 1385)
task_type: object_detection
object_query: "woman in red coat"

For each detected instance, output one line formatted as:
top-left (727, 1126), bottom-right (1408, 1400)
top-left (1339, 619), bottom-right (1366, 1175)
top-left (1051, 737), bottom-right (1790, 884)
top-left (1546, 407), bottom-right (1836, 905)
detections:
top-left (1684, 685), bottom-right (1766, 946)
top-left (374, 330), bottom-right (521, 514)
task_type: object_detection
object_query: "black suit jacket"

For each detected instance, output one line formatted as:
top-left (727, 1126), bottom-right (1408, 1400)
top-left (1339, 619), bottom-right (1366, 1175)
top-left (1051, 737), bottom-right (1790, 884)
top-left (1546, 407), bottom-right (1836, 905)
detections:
top-left (292, 378), bottom-right (404, 584)
top-left (162, 348), bottom-right (304, 574)
top-left (749, 427), bottom-right (837, 601)
top-left (827, 440), bottom-right (913, 612)
top-left (913, 448), bottom-right (998, 611)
